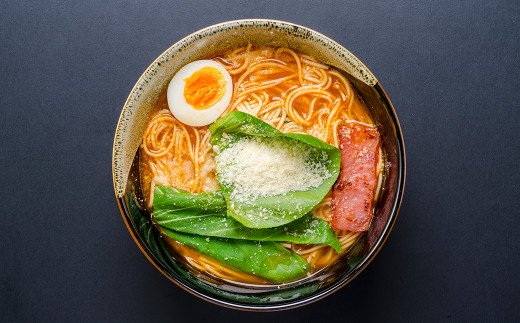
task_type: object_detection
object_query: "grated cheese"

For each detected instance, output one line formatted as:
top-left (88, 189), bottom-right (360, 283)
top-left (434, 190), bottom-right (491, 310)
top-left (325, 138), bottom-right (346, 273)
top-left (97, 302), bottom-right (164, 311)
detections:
top-left (214, 135), bottom-right (331, 201)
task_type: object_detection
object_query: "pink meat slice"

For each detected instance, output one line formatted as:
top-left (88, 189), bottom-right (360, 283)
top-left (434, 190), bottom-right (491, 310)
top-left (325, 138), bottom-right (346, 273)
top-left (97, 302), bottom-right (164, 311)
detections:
top-left (331, 123), bottom-right (380, 232)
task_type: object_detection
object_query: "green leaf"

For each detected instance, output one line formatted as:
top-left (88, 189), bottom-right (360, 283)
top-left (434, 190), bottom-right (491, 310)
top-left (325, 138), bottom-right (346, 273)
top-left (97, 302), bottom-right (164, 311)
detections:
top-left (153, 186), bottom-right (342, 252)
top-left (127, 192), bottom-right (320, 303)
top-left (153, 186), bottom-right (227, 216)
top-left (209, 111), bottom-right (341, 229)
top-left (161, 229), bottom-right (310, 283)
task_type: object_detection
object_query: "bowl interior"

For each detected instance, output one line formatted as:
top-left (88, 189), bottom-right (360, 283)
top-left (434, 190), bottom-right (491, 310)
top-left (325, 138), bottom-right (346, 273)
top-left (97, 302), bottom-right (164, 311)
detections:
top-left (113, 20), bottom-right (405, 311)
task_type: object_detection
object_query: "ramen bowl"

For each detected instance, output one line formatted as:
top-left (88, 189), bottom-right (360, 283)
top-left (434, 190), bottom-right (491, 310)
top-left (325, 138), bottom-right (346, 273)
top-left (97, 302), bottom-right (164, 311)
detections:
top-left (112, 19), bottom-right (405, 311)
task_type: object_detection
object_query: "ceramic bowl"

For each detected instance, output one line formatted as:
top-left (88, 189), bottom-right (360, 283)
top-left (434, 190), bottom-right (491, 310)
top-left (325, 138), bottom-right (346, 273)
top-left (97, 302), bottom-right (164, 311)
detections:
top-left (112, 19), bottom-right (405, 311)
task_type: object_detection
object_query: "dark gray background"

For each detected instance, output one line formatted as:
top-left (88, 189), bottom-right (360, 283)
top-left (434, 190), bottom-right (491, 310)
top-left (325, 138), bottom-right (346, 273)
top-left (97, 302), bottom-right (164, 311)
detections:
top-left (1, 0), bottom-right (519, 321)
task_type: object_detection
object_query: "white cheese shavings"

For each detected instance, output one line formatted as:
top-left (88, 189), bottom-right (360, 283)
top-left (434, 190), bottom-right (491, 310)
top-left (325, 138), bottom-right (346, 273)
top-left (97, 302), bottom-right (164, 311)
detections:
top-left (215, 136), bottom-right (331, 202)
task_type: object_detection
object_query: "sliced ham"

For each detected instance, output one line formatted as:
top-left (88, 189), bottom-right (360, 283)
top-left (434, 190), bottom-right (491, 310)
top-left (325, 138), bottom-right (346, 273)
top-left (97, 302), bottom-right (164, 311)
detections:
top-left (331, 123), bottom-right (380, 232)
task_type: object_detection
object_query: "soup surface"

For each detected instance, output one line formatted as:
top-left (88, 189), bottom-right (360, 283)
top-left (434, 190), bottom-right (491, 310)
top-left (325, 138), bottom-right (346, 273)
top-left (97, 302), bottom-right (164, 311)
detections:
top-left (138, 44), bottom-right (384, 285)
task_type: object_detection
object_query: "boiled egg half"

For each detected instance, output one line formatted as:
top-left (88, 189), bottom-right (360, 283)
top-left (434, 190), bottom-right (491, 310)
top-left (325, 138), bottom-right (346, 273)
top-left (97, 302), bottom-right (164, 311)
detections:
top-left (167, 60), bottom-right (232, 127)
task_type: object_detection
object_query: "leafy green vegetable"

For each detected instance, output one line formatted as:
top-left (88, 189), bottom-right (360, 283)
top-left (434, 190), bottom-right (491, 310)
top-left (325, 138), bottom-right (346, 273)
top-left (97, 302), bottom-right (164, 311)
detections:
top-left (209, 111), bottom-right (341, 229)
top-left (153, 186), bottom-right (227, 217)
top-left (161, 228), bottom-right (310, 283)
top-left (127, 192), bottom-right (319, 303)
top-left (153, 186), bottom-right (342, 252)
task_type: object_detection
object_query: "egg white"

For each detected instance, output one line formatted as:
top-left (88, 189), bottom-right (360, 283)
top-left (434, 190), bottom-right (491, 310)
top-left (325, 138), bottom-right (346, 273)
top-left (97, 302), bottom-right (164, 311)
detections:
top-left (167, 60), bottom-right (232, 127)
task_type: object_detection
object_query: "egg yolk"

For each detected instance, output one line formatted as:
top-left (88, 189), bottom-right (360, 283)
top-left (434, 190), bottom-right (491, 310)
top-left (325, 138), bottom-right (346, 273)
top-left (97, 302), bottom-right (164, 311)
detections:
top-left (183, 66), bottom-right (227, 110)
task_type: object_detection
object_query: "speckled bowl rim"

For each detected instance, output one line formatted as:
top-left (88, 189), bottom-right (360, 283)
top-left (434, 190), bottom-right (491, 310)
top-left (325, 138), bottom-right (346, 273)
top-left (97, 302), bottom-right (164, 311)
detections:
top-left (112, 19), bottom-right (405, 311)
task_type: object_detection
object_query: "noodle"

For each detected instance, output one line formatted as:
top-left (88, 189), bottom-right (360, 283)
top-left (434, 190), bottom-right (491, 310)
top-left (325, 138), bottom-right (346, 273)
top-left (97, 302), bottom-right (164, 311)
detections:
top-left (139, 45), bottom-right (384, 284)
